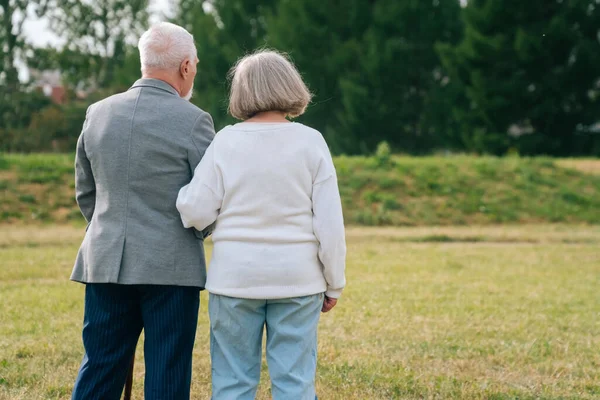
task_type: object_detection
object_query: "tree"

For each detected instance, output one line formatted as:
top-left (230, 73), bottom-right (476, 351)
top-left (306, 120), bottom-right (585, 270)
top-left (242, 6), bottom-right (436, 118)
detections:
top-left (267, 0), bottom-right (464, 154)
top-left (0, 1), bottom-right (53, 138)
top-left (28, 46), bottom-right (103, 90)
top-left (175, 0), bottom-right (278, 129)
top-left (0, 90), bottom-right (52, 151)
top-left (175, 0), bottom-right (464, 154)
top-left (439, 0), bottom-right (600, 155)
top-left (43, 0), bottom-right (149, 88)
top-left (265, 0), bottom-right (373, 153)
top-left (0, 0), bottom-right (34, 88)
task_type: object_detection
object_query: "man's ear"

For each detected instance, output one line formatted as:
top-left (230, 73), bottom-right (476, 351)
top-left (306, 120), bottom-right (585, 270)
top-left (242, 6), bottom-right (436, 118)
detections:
top-left (180, 59), bottom-right (190, 78)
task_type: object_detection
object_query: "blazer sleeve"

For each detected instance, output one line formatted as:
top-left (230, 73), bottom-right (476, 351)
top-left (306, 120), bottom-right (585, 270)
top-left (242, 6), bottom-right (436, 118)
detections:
top-left (74, 109), bottom-right (96, 223)
top-left (187, 111), bottom-right (215, 171)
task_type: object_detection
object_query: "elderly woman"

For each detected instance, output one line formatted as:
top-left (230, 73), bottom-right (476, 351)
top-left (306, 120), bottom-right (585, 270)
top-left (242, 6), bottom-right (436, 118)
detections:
top-left (176, 50), bottom-right (346, 400)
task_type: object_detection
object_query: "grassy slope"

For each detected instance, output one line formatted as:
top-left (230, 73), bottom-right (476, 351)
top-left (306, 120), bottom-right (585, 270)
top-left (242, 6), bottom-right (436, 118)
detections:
top-left (1, 225), bottom-right (599, 399)
top-left (1, 153), bottom-right (599, 225)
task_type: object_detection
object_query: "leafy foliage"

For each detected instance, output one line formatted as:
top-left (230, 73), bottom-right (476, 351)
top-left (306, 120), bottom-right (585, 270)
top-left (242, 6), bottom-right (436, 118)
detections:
top-left (0, 0), bottom-right (32, 88)
top-left (41, 0), bottom-right (149, 88)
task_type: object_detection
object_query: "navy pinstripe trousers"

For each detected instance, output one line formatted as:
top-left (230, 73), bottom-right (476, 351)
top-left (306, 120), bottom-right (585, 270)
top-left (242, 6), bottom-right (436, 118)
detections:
top-left (72, 283), bottom-right (200, 400)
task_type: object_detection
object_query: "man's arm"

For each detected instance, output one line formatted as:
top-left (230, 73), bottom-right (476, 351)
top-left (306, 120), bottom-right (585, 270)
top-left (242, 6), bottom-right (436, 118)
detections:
top-left (75, 118), bottom-right (96, 223)
top-left (188, 111), bottom-right (216, 169)
top-left (187, 111), bottom-right (216, 237)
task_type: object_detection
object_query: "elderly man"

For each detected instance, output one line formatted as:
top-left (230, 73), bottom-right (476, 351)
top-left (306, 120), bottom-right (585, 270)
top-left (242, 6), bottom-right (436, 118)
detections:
top-left (70, 22), bottom-right (214, 400)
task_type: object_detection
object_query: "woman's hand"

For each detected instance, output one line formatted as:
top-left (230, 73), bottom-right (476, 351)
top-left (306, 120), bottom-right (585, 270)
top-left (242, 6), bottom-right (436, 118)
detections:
top-left (321, 295), bottom-right (338, 313)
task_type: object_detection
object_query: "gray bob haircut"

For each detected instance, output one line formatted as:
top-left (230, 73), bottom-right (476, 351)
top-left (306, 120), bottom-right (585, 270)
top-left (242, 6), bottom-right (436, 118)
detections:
top-left (228, 50), bottom-right (313, 120)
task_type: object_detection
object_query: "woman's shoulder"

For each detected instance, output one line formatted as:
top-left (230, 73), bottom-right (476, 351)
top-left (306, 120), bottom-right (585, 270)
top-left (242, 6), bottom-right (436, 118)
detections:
top-left (289, 122), bottom-right (320, 135)
top-left (211, 125), bottom-right (240, 147)
top-left (215, 124), bottom-right (236, 136)
top-left (213, 122), bottom-right (328, 150)
top-left (288, 123), bottom-right (328, 145)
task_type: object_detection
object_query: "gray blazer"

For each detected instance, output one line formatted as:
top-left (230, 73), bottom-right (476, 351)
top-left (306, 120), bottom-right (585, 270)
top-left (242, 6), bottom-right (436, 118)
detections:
top-left (71, 78), bottom-right (215, 287)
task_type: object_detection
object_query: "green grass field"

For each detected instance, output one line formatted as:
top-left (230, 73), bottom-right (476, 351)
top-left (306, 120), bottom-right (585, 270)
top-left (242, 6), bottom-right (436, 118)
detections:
top-left (1, 224), bottom-right (599, 399)
top-left (1, 154), bottom-right (599, 226)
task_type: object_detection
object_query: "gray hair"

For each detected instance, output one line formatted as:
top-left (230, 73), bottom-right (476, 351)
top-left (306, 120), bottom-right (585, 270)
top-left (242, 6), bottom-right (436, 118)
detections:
top-left (228, 50), bottom-right (312, 120)
top-left (138, 22), bottom-right (197, 73)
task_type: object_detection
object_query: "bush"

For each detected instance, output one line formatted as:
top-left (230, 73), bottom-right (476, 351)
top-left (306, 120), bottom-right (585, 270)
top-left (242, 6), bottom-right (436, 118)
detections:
top-left (0, 102), bottom-right (87, 153)
top-left (375, 141), bottom-right (392, 167)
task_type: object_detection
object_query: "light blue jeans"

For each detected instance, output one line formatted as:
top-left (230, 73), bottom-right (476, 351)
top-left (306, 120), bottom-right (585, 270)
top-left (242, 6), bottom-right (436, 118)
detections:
top-left (209, 293), bottom-right (323, 400)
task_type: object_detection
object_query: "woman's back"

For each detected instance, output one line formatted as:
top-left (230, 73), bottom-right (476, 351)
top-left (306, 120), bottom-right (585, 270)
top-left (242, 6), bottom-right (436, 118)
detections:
top-left (178, 121), bottom-right (343, 299)
top-left (213, 122), bottom-right (322, 245)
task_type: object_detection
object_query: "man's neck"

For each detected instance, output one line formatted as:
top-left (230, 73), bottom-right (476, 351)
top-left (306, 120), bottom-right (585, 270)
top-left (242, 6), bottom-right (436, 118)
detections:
top-left (142, 71), bottom-right (182, 97)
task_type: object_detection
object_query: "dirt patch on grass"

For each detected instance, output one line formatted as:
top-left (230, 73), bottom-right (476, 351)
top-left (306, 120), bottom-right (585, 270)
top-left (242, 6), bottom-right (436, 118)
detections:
top-left (557, 159), bottom-right (600, 175)
top-left (0, 170), bottom-right (18, 181)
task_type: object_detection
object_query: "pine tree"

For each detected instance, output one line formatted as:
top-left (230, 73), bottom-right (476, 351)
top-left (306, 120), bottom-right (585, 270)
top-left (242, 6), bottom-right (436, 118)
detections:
top-left (175, 0), bottom-right (278, 129)
top-left (439, 0), bottom-right (600, 155)
top-left (268, 0), bottom-right (463, 154)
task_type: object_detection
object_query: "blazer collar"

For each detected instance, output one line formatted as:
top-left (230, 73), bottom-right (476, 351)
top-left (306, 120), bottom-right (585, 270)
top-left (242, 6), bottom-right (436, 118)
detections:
top-left (130, 78), bottom-right (180, 96)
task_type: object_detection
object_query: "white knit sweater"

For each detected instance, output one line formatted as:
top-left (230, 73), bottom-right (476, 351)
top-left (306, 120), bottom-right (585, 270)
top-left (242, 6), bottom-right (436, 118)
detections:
top-left (176, 122), bottom-right (346, 299)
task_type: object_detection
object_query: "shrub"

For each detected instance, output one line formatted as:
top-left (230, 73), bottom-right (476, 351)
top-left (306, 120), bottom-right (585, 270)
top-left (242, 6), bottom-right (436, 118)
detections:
top-left (18, 194), bottom-right (37, 204)
top-left (375, 141), bottom-right (392, 167)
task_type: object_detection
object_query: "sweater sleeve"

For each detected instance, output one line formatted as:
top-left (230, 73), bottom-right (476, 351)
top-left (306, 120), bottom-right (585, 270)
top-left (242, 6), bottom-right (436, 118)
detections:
top-left (312, 145), bottom-right (347, 298)
top-left (177, 141), bottom-right (223, 231)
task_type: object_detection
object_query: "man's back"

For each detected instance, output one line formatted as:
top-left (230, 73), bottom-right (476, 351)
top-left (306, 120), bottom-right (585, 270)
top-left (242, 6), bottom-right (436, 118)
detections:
top-left (71, 78), bottom-right (215, 286)
top-left (70, 23), bottom-right (213, 400)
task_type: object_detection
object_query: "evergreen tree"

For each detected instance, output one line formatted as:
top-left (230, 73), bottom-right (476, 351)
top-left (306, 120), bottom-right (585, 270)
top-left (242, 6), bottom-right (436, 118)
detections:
top-left (175, 0), bottom-right (278, 129)
top-left (439, 0), bottom-right (600, 155)
top-left (268, 0), bottom-right (463, 154)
